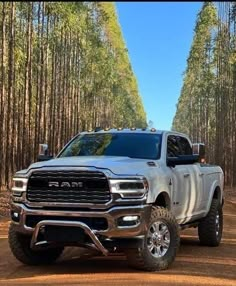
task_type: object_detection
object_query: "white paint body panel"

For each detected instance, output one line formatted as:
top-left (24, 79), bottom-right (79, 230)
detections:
top-left (16, 129), bottom-right (224, 225)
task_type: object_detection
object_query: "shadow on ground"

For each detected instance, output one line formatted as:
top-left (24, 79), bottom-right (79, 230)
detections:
top-left (0, 201), bottom-right (235, 285)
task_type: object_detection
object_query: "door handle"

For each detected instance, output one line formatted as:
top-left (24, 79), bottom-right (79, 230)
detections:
top-left (199, 173), bottom-right (204, 177)
top-left (184, 173), bottom-right (190, 177)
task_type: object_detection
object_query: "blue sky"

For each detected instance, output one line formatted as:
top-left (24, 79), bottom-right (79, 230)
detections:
top-left (115, 2), bottom-right (203, 130)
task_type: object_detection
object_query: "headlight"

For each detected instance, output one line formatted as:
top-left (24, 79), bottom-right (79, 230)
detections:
top-left (110, 178), bottom-right (149, 199)
top-left (12, 178), bottom-right (28, 198)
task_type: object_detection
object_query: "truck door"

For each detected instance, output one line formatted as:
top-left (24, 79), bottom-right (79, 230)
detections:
top-left (177, 136), bottom-right (204, 221)
top-left (167, 135), bottom-right (192, 223)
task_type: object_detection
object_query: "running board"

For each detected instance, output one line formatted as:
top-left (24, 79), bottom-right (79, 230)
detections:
top-left (180, 221), bottom-right (199, 230)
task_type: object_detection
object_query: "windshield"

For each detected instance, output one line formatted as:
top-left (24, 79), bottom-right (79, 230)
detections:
top-left (59, 133), bottom-right (162, 160)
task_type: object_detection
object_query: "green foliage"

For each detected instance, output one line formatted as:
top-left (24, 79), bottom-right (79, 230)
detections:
top-left (0, 1), bottom-right (146, 188)
top-left (173, 2), bottom-right (217, 139)
top-left (172, 2), bottom-right (236, 186)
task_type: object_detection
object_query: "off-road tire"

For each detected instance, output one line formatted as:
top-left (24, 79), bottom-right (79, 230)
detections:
top-left (125, 207), bottom-right (180, 271)
top-left (8, 223), bottom-right (64, 265)
top-left (198, 198), bottom-right (223, 246)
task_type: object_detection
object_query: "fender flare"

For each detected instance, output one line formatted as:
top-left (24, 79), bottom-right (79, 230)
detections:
top-left (206, 180), bottom-right (222, 213)
top-left (152, 191), bottom-right (171, 210)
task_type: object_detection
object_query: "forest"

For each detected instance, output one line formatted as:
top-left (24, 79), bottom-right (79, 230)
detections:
top-left (173, 2), bottom-right (236, 187)
top-left (0, 2), bottom-right (147, 189)
top-left (1, 1), bottom-right (236, 190)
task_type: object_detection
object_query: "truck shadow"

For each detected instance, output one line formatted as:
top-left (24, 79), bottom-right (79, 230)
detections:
top-left (1, 202), bottom-right (236, 285)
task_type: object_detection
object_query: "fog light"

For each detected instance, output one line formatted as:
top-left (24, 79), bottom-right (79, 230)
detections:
top-left (13, 212), bottom-right (19, 218)
top-left (117, 215), bottom-right (140, 227)
top-left (11, 211), bottom-right (20, 222)
top-left (122, 215), bottom-right (139, 222)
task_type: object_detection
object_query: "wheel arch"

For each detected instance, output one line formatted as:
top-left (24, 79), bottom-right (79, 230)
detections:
top-left (212, 186), bottom-right (221, 201)
top-left (153, 192), bottom-right (171, 210)
top-left (206, 182), bottom-right (223, 214)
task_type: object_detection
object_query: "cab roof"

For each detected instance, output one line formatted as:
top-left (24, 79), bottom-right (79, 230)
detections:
top-left (79, 128), bottom-right (188, 138)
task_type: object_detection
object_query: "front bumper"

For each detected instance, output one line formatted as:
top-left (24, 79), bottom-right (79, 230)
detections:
top-left (10, 202), bottom-right (151, 253)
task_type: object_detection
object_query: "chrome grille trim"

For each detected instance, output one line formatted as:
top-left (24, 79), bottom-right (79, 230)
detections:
top-left (27, 170), bottom-right (111, 204)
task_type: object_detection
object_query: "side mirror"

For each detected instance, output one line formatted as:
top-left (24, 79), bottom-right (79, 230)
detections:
top-left (37, 144), bottom-right (53, 162)
top-left (192, 143), bottom-right (205, 163)
top-left (167, 155), bottom-right (199, 167)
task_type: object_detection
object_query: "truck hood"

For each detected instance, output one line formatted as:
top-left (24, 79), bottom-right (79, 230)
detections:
top-left (23, 156), bottom-right (157, 176)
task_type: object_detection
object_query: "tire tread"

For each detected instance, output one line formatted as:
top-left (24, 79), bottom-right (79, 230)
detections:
top-left (8, 223), bottom-right (63, 265)
top-left (198, 199), bottom-right (223, 247)
top-left (126, 206), bottom-right (180, 271)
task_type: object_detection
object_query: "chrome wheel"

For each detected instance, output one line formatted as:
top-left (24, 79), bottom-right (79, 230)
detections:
top-left (147, 221), bottom-right (170, 258)
top-left (215, 211), bottom-right (220, 237)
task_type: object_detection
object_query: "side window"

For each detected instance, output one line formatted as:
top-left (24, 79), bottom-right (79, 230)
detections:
top-left (167, 135), bottom-right (181, 157)
top-left (178, 136), bottom-right (192, 155)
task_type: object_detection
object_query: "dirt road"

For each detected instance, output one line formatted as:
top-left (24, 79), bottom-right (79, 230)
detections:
top-left (0, 200), bottom-right (235, 286)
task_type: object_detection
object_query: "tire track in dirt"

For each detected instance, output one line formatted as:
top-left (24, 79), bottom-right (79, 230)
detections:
top-left (0, 201), bottom-right (235, 286)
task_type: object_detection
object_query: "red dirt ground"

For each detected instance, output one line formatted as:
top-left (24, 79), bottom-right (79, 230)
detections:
top-left (0, 191), bottom-right (235, 286)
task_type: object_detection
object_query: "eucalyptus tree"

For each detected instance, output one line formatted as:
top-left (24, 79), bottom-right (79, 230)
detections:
top-left (0, 2), bottom-right (147, 189)
top-left (173, 2), bottom-right (236, 186)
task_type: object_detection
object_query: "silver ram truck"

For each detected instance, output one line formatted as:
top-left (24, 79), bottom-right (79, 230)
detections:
top-left (8, 128), bottom-right (224, 271)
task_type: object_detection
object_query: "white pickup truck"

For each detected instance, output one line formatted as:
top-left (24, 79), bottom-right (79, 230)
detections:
top-left (9, 128), bottom-right (224, 271)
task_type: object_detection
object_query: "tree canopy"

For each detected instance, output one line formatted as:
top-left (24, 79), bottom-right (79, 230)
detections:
top-left (0, 2), bottom-right (147, 189)
top-left (172, 2), bottom-right (236, 186)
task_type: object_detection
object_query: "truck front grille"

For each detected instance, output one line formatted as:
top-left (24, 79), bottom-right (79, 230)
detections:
top-left (27, 170), bottom-right (111, 204)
